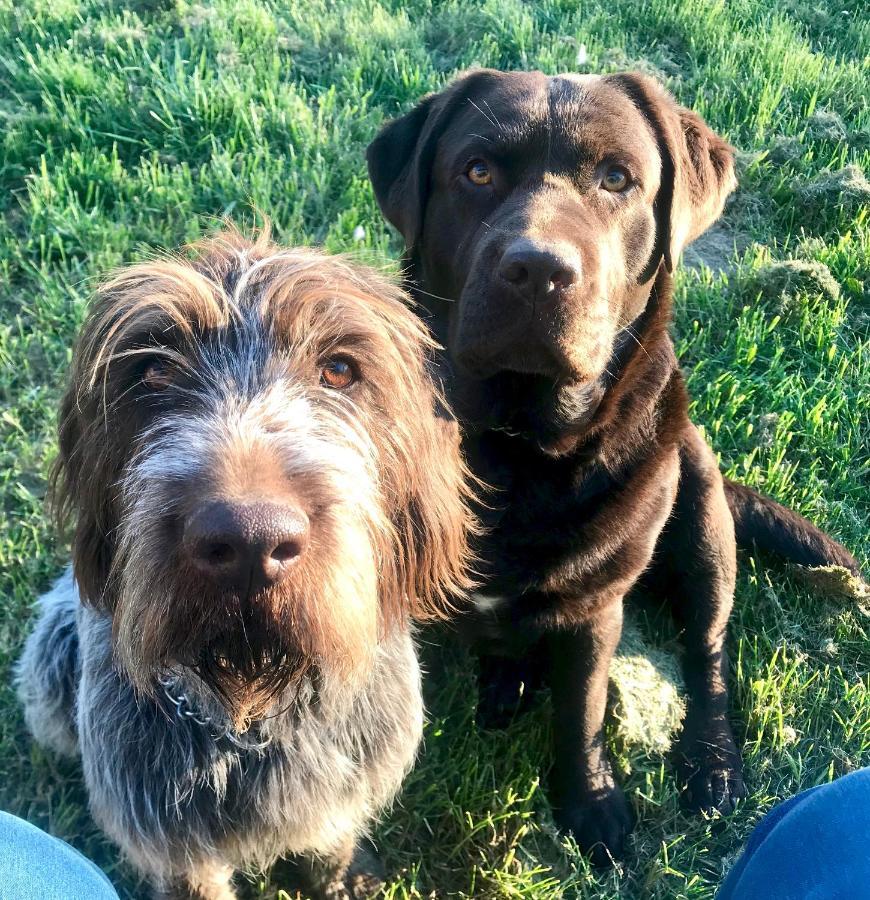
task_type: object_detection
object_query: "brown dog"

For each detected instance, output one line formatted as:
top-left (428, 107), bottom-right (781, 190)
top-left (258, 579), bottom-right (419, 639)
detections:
top-left (367, 69), bottom-right (863, 863)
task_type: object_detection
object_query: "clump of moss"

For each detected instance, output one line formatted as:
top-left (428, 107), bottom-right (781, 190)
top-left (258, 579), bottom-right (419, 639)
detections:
top-left (766, 135), bottom-right (805, 166)
top-left (741, 258), bottom-right (841, 313)
top-left (609, 617), bottom-right (685, 754)
top-left (807, 108), bottom-right (848, 142)
top-left (794, 164), bottom-right (870, 221)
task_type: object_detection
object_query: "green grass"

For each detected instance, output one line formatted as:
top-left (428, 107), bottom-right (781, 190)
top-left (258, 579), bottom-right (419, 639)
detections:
top-left (1, 0), bottom-right (868, 897)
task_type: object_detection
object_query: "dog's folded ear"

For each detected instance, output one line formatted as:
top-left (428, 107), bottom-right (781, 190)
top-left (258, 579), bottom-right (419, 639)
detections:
top-left (392, 408), bottom-right (478, 622)
top-left (365, 302), bottom-right (478, 622)
top-left (51, 371), bottom-right (117, 612)
top-left (366, 69), bottom-right (503, 254)
top-left (366, 92), bottom-right (441, 252)
top-left (606, 72), bottom-right (736, 274)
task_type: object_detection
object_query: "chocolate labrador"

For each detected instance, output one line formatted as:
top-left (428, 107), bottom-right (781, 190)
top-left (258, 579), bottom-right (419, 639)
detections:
top-left (367, 69), bottom-right (863, 863)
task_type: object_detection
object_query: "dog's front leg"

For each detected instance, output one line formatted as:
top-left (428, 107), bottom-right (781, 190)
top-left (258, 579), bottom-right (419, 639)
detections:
top-left (655, 426), bottom-right (746, 815)
top-left (152, 862), bottom-right (236, 900)
top-left (546, 599), bottom-right (634, 865)
top-left (475, 645), bottom-right (546, 729)
top-left (302, 836), bottom-right (385, 900)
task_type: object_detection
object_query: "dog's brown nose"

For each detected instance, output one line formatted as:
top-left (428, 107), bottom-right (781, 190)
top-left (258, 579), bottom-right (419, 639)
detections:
top-left (498, 240), bottom-right (579, 300)
top-left (184, 500), bottom-right (309, 594)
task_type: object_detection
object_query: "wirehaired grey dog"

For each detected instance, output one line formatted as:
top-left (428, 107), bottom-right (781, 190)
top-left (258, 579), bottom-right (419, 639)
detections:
top-left (16, 229), bottom-right (475, 899)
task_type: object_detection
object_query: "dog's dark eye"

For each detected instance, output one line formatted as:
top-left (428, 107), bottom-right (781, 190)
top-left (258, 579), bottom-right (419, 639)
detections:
top-left (142, 359), bottom-right (174, 391)
top-left (601, 166), bottom-right (631, 192)
top-left (466, 160), bottom-right (492, 186)
top-left (320, 358), bottom-right (356, 390)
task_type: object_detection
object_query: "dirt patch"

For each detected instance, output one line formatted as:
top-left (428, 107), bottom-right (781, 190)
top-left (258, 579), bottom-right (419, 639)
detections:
top-left (597, 47), bottom-right (683, 83)
top-left (683, 150), bottom-right (767, 273)
top-left (682, 222), bottom-right (744, 273)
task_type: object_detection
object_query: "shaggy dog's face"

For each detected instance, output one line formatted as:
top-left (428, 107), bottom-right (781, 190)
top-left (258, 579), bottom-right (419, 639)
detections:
top-left (55, 232), bottom-right (473, 727)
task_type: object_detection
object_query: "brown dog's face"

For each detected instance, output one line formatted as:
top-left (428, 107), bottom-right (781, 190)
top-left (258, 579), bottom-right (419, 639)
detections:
top-left (54, 231), bottom-right (473, 727)
top-left (368, 70), bottom-right (735, 440)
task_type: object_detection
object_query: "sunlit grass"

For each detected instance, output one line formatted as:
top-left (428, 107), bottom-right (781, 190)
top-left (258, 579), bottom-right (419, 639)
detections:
top-left (0, 1), bottom-right (867, 897)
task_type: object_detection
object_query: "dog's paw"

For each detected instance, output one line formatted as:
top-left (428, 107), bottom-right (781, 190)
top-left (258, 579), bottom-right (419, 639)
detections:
top-left (680, 758), bottom-right (747, 815)
top-left (320, 839), bottom-right (385, 900)
top-left (475, 655), bottom-right (543, 729)
top-left (675, 723), bottom-right (745, 816)
top-left (553, 786), bottom-right (635, 866)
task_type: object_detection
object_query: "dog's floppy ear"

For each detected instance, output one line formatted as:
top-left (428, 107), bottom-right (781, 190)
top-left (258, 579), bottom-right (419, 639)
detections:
top-left (607, 72), bottom-right (736, 274)
top-left (51, 345), bottom-right (118, 612)
top-left (396, 404), bottom-right (478, 622)
top-left (367, 92), bottom-right (442, 251)
top-left (367, 68), bottom-right (503, 253)
top-left (364, 295), bottom-right (478, 622)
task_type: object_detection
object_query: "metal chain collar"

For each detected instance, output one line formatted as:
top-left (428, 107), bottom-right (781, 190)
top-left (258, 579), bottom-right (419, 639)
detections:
top-left (157, 674), bottom-right (273, 752)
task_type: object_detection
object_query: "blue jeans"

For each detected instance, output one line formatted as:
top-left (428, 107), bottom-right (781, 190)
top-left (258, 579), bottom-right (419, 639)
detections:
top-left (0, 810), bottom-right (119, 899)
top-left (718, 767), bottom-right (870, 899)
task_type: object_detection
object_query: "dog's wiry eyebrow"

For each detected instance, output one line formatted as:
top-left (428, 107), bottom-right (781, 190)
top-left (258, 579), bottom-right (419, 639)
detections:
top-left (84, 262), bottom-right (233, 395)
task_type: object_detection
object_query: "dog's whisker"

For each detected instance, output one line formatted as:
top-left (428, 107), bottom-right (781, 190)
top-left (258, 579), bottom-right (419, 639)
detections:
top-left (408, 284), bottom-right (458, 304)
top-left (617, 320), bottom-right (653, 362)
top-left (467, 98), bottom-right (499, 130)
top-left (482, 99), bottom-right (505, 132)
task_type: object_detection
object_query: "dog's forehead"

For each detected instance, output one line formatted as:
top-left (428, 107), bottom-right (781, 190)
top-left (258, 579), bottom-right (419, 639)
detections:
top-left (196, 254), bottom-right (393, 345)
top-left (448, 72), bottom-right (657, 162)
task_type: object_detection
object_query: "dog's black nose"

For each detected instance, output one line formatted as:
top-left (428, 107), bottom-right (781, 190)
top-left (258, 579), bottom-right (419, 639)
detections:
top-left (498, 240), bottom-right (579, 299)
top-left (184, 500), bottom-right (310, 594)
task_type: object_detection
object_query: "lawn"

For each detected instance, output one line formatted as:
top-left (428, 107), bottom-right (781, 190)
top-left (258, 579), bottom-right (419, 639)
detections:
top-left (0, 0), bottom-right (868, 897)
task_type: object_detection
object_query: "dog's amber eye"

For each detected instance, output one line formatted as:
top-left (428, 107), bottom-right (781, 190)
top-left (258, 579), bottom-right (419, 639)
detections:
top-left (320, 358), bottom-right (356, 390)
top-left (601, 166), bottom-right (630, 192)
top-left (466, 160), bottom-right (492, 186)
top-left (142, 359), bottom-right (174, 390)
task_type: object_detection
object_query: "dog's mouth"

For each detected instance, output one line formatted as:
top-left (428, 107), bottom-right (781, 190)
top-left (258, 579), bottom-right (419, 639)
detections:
top-left (453, 369), bottom-right (605, 447)
top-left (192, 640), bottom-right (310, 730)
top-left (452, 322), bottom-right (591, 384)
top-left (134, 576), bottom-right (314, 729)
top-left (488, 351), bottom-right (590, 386)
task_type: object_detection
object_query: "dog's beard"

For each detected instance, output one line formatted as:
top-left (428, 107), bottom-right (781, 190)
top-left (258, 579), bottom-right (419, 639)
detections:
top-left (158, 586), bottom-right (313, 729)
top-left (111, 501), bottom-right (383, 731)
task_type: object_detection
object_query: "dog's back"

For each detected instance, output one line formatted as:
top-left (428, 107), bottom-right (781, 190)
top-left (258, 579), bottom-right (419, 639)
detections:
top-left (16, 570), bottom-right (81, 759)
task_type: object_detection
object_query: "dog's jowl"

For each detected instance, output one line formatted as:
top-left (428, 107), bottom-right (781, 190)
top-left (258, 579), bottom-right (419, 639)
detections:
top-left (368, 69), bottom-right (864, 863)
top-left (17, 230), bottom-right (474, 899)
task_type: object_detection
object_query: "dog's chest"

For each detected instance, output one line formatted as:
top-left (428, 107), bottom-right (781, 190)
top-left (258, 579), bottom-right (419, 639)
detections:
top-left (465, 430), bottom-right (678, 600)
top-left (469, 431), bottom-right (611, 545)
top-left (77, 610), bottom-right (424, 864)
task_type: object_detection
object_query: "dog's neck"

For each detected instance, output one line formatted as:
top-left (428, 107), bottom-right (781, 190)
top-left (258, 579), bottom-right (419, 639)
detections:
top-left (157, 670), bottom-right (276, 750)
